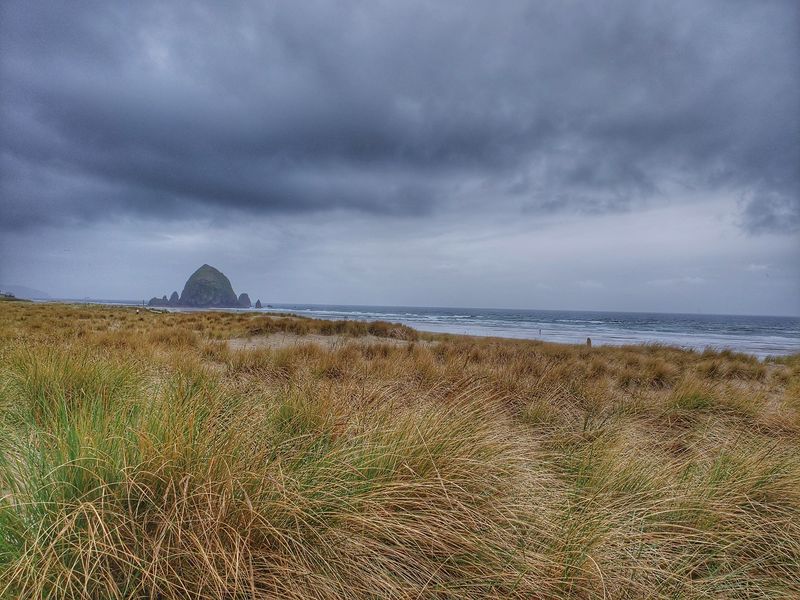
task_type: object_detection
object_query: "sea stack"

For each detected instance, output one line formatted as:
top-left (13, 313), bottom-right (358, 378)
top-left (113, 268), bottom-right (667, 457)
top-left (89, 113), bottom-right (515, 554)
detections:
top-left (255, 299), bottom-right (262, 309)
top-left (148, 264), bottom-right (250, 308)
top-left (147, 296), bottom-right (167, 307)
top-left (179, 264), bottom-right (239, 307)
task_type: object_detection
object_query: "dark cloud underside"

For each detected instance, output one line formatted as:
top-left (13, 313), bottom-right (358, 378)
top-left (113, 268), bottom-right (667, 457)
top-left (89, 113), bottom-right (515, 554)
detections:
top-left (1, 0), bottom-right (798, 234)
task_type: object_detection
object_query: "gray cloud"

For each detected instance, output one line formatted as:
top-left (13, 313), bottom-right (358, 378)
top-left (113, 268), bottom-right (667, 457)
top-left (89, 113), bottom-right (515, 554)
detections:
top-left (1, 0), bottom-right (798, 233)
top-left (741, 191), bottom-right (800, 234)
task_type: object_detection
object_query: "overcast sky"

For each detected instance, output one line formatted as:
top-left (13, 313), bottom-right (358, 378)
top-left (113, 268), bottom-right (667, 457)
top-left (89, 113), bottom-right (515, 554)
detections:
top-left (1, 1), bottom-right (798, 315)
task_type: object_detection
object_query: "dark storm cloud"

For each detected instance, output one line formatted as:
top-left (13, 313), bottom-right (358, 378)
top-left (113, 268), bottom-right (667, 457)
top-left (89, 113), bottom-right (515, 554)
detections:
top-left (1, 0), bottom-right (798, 232)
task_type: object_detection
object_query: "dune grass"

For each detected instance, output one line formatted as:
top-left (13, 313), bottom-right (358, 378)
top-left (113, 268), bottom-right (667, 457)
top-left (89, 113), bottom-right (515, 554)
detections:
top-left (0, 301), bottom-right (798, 598)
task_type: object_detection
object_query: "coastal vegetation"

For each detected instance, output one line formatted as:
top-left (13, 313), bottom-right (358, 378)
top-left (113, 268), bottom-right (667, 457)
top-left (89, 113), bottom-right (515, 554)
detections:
top-left (0, 301), bottom-right (798, 598)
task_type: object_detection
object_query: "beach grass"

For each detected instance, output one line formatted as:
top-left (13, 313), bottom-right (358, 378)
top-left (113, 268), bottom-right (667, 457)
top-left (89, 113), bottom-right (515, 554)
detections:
top-left (0, 301), bottom-right (798, 598)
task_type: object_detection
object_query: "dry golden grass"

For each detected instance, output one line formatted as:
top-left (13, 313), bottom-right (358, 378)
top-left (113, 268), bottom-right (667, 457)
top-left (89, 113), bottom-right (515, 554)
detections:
top-left (0, 301), bottom-right (798, 598)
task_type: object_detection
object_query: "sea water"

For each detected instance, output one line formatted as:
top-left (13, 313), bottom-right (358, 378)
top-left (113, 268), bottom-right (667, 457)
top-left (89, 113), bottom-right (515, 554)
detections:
top-left (260, 304), bottom-right (800, 359)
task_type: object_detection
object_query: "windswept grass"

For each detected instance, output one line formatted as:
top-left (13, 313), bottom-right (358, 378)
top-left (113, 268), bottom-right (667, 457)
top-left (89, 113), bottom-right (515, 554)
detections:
top-left (0, 301), bottom-right (798, 598)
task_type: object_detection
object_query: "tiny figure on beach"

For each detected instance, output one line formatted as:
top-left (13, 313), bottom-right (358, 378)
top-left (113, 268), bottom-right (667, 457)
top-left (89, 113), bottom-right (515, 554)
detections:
top-left (586, 337), bottom-right (592, 347)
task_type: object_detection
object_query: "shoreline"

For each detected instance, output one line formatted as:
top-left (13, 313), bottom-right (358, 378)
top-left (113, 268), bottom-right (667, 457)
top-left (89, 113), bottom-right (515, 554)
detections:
top-left (24, 299), bottom-right (800, 359)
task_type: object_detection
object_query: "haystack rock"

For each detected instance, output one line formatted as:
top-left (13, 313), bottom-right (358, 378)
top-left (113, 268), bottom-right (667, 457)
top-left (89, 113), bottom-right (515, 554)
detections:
top-left (148, 264), bottom-right (250, 308)
top-left (179, 264), bottom-right (239, 307)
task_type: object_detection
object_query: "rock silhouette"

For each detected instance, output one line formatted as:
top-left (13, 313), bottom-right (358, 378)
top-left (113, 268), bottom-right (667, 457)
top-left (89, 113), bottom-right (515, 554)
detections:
top-left (148, 264), bottom-right (249, 308)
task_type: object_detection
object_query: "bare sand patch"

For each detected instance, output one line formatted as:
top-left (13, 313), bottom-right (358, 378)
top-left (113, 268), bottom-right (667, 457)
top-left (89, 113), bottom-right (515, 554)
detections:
top-left (228, 332), bottom-right (427, 351)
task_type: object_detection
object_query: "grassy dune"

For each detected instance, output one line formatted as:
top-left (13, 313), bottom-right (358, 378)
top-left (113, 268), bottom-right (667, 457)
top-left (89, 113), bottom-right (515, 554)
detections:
top-left (0, 302), bottom-right (798, 598)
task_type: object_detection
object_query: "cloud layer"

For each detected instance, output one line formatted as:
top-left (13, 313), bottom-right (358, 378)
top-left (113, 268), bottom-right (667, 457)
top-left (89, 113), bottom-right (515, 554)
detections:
top-left (2, 0), bottom-right (798, 232)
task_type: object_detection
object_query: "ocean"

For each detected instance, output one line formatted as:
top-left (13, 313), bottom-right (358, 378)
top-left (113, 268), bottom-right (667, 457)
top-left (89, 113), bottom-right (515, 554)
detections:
top-left (260, 304), bottom-right (800, 359)
top-left (48, 300), bottom-right (800, 359)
